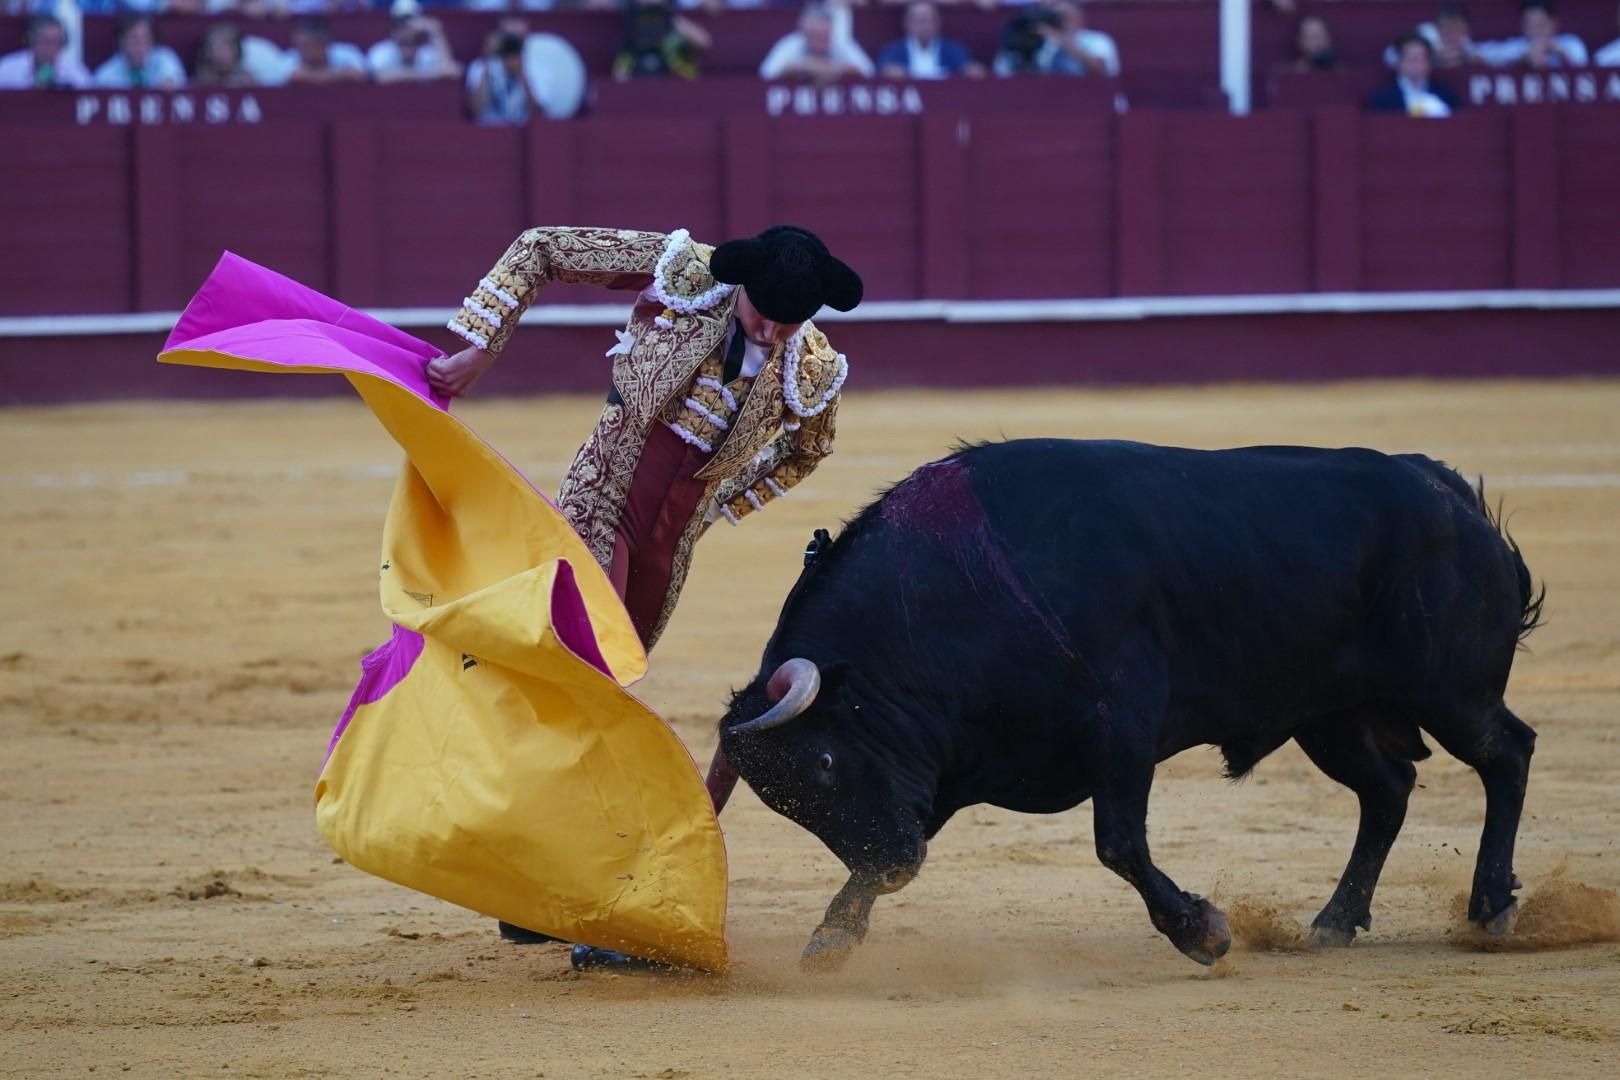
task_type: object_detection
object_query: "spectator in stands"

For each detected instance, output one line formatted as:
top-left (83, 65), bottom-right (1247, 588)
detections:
top-left (1424, 4), bottom-right (1483, 67)
top-left (1479, 2), bottom-right (1588, 68)
top-left (993, 4), bottom-right (1058, 75)
top-left (465, 16), bottom-right (586, 122)
top-left (0, 13), bottom-right (90, 89)
top-left (94, 15), bottom-right (187, 89)
top-left (760, 3), bottom-right (875, 83)
top-left (993, 0), bottom-right (1118, 77)
top-left (1597, 2), bottom-right (1620, 65)
top-left (1384, 4), bottom-right (1482, 70)
top-left (1289, 14), bottom-right (1341, 73)
top-left (367, 9), bottom-right (462, 83)
top-left (1367, 34), bottom-right (1458, 116)
top-left (194, 22), bottom-right (254, 87)
top-left (467, 28), bottom-right (539, 123)
top-left (286, 16), bottom-right (367, 84)
top-left (877, 1), bottom-right (985, 80)
top-left (613, 0), bottom-right (711, 81)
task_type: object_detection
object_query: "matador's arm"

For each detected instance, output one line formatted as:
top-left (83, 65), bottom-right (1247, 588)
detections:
top-left (447, 227), bottom-right (669, 356)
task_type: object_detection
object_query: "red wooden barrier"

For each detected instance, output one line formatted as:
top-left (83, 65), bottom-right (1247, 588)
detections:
top-left (4, 127), bottom-right (130, 315)
top-left (3, 107), bottom-right (1618, 318)
top-left (9, 304), bottom-right (1620, 408)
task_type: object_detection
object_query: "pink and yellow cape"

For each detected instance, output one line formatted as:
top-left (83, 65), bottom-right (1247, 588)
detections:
top-left (159, 253), bottom-right (727, 972)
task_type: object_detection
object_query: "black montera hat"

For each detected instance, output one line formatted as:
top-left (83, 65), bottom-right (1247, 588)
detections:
top-left (709, 225), bottom-right (863, 325)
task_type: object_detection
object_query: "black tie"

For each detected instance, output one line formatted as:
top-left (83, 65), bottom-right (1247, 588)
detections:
top-left (723, 322), bottom-right (747, 384)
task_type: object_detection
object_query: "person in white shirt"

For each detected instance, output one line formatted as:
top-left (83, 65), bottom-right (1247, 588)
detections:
top-left (367, 12), bottom-right (462, 83)
top-left (1594, 2), bottom-right (1620, 66)
top-left (285, 16), bottom-right (367, 85)
top-left (1477, 1), bottom-right (1589, 68)
top-left (995, 0), bottom-right (1119, 78)
top-left (759, 3), bottom-right (875, 84)
top-left (0, 13), bottom-right (90, 89)
top-left (1047, 0), bottom-right (1119, 76)
top-left (1383, 5), bottom-right (1484, 69)
top-left (93, 15), bottom-right (187, 89)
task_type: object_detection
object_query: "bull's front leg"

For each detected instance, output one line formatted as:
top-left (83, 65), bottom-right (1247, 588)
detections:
top-left (801, 873), bottom-right (880, 973)
top-left (1089, 723), bottom-right (1231, 966)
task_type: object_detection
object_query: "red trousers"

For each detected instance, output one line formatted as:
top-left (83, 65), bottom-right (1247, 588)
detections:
top-left (607, 422), bottom-right (713, 649)
top-left (601, 422), bottom-right (740, 813)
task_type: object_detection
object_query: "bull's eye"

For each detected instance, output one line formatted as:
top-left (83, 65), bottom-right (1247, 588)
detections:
top-left (818, 752), bottom-right (835, 773)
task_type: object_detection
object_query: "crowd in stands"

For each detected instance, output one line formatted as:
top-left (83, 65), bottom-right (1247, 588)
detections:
top-left (0, 0), bottom-right (1131, 116)
top-left (1, 0), bottom-right (1617, 120)
top-left (1280, 2), bottom-right (1619, 116)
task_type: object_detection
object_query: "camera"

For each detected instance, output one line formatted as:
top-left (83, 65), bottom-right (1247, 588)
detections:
top-left (1000, 8), bottom-right (1061, 71)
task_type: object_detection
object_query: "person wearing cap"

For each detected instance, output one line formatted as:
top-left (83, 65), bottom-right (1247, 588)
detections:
top-left (429, 225), bottom-right (861, 952)
top-left (429, 225), bottom-right (863, 654)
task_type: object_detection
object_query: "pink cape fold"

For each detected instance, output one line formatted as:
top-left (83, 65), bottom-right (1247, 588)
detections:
top-left (165, 253), bottom-right (617, 733)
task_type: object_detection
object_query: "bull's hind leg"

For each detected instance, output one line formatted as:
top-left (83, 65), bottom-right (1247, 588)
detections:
top-left (1088, 719), bottom-right (1231, 966)
top-left (1294, 722), bottom-right (1417, 947)
top-left (1427, 702), bottom-right (1536, 934)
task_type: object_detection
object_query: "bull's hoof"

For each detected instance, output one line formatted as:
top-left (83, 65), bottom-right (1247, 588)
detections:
top-left (1480, 898), bottom-right (1519, 938)
top-left (800, 926), bottom-right (859, 973)
top-left (1173, 899), bottom-right (1232, 966)
top-left (1308, 923), bottom-right (1358, 949)
top-left (569, 944), bottom-right (675, 974)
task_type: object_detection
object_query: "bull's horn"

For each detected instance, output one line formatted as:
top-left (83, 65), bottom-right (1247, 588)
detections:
top-left (727, 658), bottom-right (821, 735)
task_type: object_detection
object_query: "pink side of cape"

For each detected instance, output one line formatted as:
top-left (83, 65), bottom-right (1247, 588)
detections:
top-left (163, 254), bottom-right (616, 764)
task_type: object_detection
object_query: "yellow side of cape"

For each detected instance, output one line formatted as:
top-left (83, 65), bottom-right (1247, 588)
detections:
top-left (159, 347), bottom-right (727, 972)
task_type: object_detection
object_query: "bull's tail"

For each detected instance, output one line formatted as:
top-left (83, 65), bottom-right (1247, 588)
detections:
top-left (1474, 476), bottom-right (1546, 648)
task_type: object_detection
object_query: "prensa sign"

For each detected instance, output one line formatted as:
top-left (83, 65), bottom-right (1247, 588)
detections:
top-left (765, 83), bottom-right (926, 117)
top-left (1467, 71), bottom-right (1620, 106)
top-left (74, 92), bottom-right (263, 126)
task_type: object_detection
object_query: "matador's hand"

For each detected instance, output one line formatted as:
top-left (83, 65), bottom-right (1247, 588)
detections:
top-left (426, 345), bottom-right (495, 398)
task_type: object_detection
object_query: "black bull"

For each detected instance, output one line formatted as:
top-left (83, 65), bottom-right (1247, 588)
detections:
top-left (706, 438), bottom-right (1543, 970)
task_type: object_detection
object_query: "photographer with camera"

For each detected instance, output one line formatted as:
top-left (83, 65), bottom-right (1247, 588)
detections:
top-left (612, 0), bottom-right (713, 81)
top-left (994, 0), bottom-right (1119, 78)
top-left (466, 15), bottom-right (587, 122)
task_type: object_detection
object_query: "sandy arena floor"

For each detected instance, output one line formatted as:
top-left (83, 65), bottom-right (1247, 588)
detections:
top-left (2, 380), bottom-right (1618, 1079)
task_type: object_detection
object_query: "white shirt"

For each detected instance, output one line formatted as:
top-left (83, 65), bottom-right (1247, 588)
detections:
top-left (721, 319), bottom-right (770, 380)
top-left (1595, 37), bottom-right (1620, 66)
top-left (1044, 29), bottom-right (1120, 77)
top-left (366, 40), bottom-right (447, 79)
top-left (1476, 34), bottom-right (1590, 68)
top-left (1397, 76), bottom-right (1452, 118)
top-left (759, 33), bottom-right (875, 80)
top-left (0, 47), bottom-right (90, 89)
top-left (281, 42), bottom-right (367, 81)
top-left (93, 46), bottom-right (187, 89)
top-left (903, 38), bottom-right (945, 80)
top-left (241, 35), bottom-right (295, 86)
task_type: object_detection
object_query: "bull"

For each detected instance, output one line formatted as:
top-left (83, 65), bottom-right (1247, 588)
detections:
top-left (711, 438), bottom-right (1543, 971)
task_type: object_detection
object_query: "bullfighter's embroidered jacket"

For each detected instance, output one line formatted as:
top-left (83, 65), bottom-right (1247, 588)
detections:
top-left (448, 226), bottom-right (847, 646)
